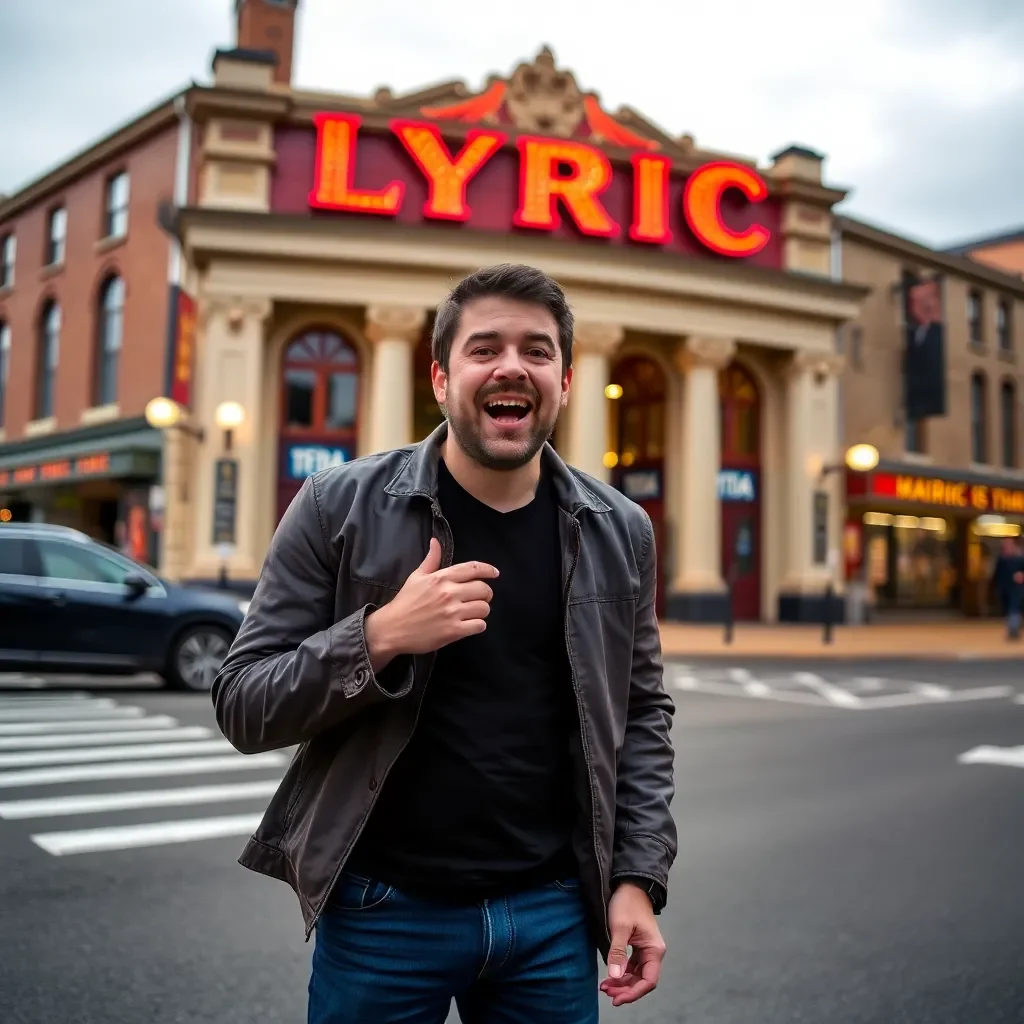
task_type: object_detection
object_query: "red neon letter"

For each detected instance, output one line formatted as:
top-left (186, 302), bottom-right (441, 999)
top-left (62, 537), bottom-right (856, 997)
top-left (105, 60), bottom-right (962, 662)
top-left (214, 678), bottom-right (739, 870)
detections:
top-left (683, 162), bottom-right (771, 257)
top-left (309, 113), bottom-right (404, 215)
top-left (629, 153), bottom-right (673, 244)
top-left (513, 137), bottom-right (618, 238)
top-left (391, 120), bottom-right (505, 221)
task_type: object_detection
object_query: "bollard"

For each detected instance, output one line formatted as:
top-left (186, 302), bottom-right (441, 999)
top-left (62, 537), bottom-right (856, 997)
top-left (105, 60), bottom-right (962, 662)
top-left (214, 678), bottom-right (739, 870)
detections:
top-left (723, 565), bottom-right (736, 645)
top-left (822, 579), bottom-right (834, 644)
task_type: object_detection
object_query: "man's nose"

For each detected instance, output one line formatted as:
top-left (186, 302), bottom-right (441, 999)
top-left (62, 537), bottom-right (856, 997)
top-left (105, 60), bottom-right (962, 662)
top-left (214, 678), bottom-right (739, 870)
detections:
top-left (493, 349), bottom-right (527, 380)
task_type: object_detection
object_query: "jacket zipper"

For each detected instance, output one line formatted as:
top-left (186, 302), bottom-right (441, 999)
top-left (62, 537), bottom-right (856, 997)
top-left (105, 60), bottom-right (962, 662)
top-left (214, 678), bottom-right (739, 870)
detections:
top-left (306, 502), bottom-right (453, 940)
top-left (563, 510), bottom-right (611, 947)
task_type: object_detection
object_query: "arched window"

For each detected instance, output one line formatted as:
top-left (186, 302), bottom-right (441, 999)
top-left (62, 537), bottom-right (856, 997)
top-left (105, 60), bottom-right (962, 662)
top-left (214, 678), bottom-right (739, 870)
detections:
top-left (719, 362), bottom-right (760, 464)
top-left (610, 356), bottom-right (666, 466)
top-left (970, 370), bottom-right (987, 464)
top-left (281, 328), bottom-right (360, 434)
top-left (95, 275), bottom-right (124, 406)
top-left (0, 321), bottom-right (10, 428)
top-left (36, 301), bottom-right (61, 420)
top-left (1001, 379), bottom-right (1017, 469)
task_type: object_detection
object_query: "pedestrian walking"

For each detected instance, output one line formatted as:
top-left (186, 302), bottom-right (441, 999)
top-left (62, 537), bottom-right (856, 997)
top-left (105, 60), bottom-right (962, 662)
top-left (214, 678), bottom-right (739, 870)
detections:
top-left (993, 537), bottom-right (1024, 640)
top-left (212, 263), bottom-right (677, 1023)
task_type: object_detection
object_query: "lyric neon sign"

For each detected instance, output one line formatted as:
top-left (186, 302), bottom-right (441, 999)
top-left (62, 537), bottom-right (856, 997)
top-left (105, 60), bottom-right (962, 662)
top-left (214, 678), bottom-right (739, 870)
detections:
top-left (308, 114), bottom-right (772, 259)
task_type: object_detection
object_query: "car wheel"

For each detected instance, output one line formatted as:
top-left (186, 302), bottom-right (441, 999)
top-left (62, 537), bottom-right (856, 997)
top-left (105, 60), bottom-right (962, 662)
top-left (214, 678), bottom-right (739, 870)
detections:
top-left (166, 625), bottom-right (232, 692)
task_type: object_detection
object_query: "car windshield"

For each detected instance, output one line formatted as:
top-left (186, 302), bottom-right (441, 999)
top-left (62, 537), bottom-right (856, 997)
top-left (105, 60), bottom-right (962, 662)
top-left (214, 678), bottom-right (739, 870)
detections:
top-left (94, 540), bottom-right (160, 578)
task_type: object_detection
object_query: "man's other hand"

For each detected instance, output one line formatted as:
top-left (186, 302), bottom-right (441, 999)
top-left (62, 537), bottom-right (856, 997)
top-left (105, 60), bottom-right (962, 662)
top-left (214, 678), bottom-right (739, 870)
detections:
top-left (599, 882), bottom-right (666, 1007)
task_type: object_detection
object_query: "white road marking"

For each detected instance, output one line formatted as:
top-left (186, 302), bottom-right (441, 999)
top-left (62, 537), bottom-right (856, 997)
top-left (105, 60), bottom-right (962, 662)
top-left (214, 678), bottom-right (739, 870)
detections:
top-left (858, 686), bottom-right (1013, 709)
top-left (0, 726), bottom-right (213, 750)
top-left (958, 745), bottom-right (1024, 769)
top-left (0, 780), bottom-right (281, 820)
top-left (0, 693), bottom-right (93, 705)
top-left (792, 672), bottom-right (863, 708)
top-left (850, 677), bottom-right (886, 691)
top-left (914, 684), bottom-right (951, 700)
top-left (0, 705), bottom-right (145, 722)
top-left (0, 752), bottom-right (287, 788)
top-left (0, 715), bottom-right (179, 736)
top-left (31, 813), bottom-right (265, 856)
top-left (672, 675), bottom-right (832, 706)
top-left (1016, 695), bottom-right (1024, 705)
top-left (0, 739), bottom-right (235, 769)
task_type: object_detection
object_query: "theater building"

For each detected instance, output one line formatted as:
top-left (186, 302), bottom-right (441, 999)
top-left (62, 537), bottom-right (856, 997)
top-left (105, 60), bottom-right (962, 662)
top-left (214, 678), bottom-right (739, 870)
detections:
top-left (145, 0), bottom-right (875, 623)
top-left (835, 217), bottom-right (1024, 616)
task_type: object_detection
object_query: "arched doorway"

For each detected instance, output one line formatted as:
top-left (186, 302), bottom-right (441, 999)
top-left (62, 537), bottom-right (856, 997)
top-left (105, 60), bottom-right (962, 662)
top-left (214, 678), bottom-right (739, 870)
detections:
top-left (719, 362), bottom-right (762, 620)
top-left (276, 327), bottom-right (361, 523)
top-left (609, 355), bottom-right (667, 615)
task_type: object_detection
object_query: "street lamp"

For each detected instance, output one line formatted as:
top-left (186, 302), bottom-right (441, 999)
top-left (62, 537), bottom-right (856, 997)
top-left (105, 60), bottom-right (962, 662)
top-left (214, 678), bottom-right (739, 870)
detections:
top-left (818, 442), bottom-right (879, 482)
top-left (145, 397), bottom-right (204, 441)
top-left (215, 401), bottom-right (245, 453)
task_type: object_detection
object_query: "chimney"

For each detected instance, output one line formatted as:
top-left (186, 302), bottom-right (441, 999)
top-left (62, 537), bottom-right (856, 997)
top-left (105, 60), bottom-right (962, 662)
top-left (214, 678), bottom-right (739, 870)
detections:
top-left (235, 0), bottom-right (299, 86)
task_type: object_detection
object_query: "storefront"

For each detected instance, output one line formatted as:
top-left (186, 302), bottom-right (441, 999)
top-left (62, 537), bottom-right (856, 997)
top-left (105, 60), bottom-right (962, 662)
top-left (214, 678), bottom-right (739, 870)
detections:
top-left (845, 464), bottom-right (1024, 616)
top-left (154, 46), bottom-right (866, 619)
top-left (0, 417), bottom-right (163, 566)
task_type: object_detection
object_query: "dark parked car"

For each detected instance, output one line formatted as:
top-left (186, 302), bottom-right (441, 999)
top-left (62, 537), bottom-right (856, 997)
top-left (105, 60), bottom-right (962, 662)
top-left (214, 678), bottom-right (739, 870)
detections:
top-left (0, 522), bottom-right (247, 691)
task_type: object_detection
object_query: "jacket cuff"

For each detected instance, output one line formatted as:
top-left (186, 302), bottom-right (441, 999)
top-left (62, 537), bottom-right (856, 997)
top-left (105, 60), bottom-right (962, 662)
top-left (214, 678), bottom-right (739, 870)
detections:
top-left (612, 832), bottom-right (672, 894)
top-left (330, 605), bottom-right (414, 701)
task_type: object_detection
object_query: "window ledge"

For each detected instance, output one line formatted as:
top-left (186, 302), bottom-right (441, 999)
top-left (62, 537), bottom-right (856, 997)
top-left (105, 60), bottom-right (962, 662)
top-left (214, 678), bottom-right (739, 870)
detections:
top-left (902, 452), bottom-right (933, 465)
top-left (81, 403), bottom-right (120, 426)
top-left (39, 263), bottom-right (64, 282)
top-left (997, 348), bottom-right (1016, 364)
top-left (25, 416), bottom-right (57, 437)
top-left (95, 235), bottom-right (127, 255)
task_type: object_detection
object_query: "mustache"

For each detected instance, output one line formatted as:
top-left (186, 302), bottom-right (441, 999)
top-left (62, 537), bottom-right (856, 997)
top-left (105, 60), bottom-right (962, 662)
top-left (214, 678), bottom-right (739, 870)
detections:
top-left (477, 382), bottom-right (538, 403)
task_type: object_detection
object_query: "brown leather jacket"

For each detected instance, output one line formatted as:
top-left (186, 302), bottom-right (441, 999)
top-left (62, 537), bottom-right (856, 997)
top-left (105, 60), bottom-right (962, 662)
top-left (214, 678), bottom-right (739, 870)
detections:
top-left (212, 424), bottom-right (676, 955)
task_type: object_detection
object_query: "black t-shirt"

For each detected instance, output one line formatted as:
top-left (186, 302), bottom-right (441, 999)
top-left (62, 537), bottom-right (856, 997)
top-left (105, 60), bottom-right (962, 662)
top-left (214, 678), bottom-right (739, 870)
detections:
top-left (347, 459), bottom-right (578, 900)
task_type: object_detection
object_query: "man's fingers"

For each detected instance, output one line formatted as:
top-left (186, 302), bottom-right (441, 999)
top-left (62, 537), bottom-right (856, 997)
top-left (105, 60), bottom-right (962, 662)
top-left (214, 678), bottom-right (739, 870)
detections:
top-left (606, 924), bottom-right (633, 980)
top-left (453, 580), bottom-right (494, 604)
top-left (443, 560), bottom-right (500, 583)
top-left (457, 600), bottom-right (492, 622)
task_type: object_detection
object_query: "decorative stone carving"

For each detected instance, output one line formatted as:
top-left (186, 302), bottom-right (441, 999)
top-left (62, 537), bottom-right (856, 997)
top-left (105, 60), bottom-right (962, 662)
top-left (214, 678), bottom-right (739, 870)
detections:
top-left (573, 322), bottom-right (624, 357)
top-left (198, 296), bottom-right (272, 330)
top-left (366, 305), bottom-right (428, 344)
top-left (676, 336), bottom-right (737, 373)
top-left (787, 350), bottom-right (846, 382)
top-left (506, 47), bottom-right (584, 136)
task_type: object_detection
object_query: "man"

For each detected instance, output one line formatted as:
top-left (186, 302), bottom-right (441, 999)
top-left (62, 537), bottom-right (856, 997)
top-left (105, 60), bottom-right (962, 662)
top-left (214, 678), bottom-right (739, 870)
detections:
top-left (993, 537), bottom-right (1024, 640)
top-left (213, 264), bottom-right (677, 1023)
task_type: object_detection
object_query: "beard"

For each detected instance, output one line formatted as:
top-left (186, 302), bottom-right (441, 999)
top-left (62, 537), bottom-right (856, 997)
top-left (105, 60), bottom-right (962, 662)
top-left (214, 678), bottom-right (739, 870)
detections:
top-left (443, 384), bottom-right (559, 471)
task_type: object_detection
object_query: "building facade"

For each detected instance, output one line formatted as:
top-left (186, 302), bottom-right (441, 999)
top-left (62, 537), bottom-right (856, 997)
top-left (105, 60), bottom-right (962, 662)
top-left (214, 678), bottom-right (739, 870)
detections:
top-left (836, 217), bottom-right (1024, 616)
top-left (0, 96), bottom-right (190, 563)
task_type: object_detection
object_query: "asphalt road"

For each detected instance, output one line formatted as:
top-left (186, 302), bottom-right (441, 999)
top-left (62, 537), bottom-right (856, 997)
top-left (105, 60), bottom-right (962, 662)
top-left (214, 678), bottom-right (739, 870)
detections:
top-left (0, 659), bottom-right (1022, 1024)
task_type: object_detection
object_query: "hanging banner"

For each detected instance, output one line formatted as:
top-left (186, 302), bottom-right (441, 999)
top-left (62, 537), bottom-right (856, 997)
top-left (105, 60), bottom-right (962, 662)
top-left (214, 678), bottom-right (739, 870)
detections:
top-left (902, 272), bottom-right (947, 420)
top-left (166, 287), bottom-right (197, 411)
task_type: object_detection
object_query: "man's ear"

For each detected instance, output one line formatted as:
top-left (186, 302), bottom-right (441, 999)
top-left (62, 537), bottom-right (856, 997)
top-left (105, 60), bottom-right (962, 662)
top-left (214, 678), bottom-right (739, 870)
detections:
top-left (430, 360), bottom-right (447, 405)
top-left (560, 365), bottom-right (573, 407)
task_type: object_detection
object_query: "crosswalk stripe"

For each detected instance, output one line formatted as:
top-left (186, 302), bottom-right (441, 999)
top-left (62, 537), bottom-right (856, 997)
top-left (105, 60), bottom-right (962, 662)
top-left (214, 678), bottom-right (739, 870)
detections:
top-left (0, 752), bottom-right (287, 788)
top-left (0, 726), bottom-right (214, 750)
top-left (0, 693), bottom-right (94, 705)
top-left (0, 715), bottom-right (180, 735)
top-left (0, 705), bottom-right (145, 722)
top-left (0, 739), bottom-right (235, 769)
top-left (0, 780), bottom-right (282, 820)
top-left (959, 745), bottom-right (1024, 769)
top-left (31, 813), bottom-right (265, 856)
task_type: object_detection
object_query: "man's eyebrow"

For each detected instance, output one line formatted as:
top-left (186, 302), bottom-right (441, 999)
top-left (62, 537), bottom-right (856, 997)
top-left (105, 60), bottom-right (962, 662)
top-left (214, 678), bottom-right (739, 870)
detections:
top-left (463, 329), bottom-right (556, 346)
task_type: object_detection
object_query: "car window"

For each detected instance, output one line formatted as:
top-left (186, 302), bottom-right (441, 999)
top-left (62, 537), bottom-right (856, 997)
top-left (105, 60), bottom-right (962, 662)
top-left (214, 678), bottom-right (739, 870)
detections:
top-left (37, 539), bottom-right (134, 585)
top-left (0, 537), bottom-right (33, 577)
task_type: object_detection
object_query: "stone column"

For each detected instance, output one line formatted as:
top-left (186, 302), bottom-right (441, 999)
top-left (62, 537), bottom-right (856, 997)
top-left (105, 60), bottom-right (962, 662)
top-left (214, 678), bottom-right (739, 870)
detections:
top-left (156, 422), bottom-right (194, 582)
top-left (366, 305), bottom-right (427, 453)
top-left (564, 323), bottom-right (623, 482)
top-left (667, 335), bottom-right (736, 620)
top-left (778, 350), bottom-right (845, 621)
top-left (188, 296), bottom-right (272, 584)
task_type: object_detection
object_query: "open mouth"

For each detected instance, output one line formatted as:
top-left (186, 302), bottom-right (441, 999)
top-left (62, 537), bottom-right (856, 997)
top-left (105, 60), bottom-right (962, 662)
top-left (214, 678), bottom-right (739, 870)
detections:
top-left (482, 397), bottom-right (533, 424)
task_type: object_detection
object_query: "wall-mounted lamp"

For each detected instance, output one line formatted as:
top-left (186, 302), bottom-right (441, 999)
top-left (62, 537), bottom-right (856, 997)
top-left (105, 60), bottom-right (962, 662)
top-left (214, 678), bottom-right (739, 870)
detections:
top-left (145, 397), bottom-right (204, 441)
top-left (604, 384), bottom-right (623, 400)
top-left (215, 401), bottom-right (245, 453)
top-left (818, 443), bottom-right (879, 483)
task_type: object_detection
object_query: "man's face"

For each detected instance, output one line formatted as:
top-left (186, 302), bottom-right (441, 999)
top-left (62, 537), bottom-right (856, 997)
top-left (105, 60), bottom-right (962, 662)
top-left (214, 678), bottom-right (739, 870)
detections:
top-left (431, 295), bottom-right (572, 470)
top-left (909, 281), bottom-right (941, 327)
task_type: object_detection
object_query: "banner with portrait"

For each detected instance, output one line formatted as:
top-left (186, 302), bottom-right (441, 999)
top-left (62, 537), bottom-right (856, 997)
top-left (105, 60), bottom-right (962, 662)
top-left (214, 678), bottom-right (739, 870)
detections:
top-left (902, 271), bottom-right (947, 420)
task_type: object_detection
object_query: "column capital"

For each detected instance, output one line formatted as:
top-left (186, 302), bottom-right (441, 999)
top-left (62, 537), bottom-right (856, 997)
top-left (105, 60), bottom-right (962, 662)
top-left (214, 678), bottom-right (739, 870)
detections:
top-left (786, 350), bottom-right (845, 382)
top-left (676, 335), bottom-right (736, 373)
top-left (198, 296), bottom-right (273, 330)
top-left (573, 322), bottom-right (624, 357)
top-left (366, 304), bottom-right (428, 344)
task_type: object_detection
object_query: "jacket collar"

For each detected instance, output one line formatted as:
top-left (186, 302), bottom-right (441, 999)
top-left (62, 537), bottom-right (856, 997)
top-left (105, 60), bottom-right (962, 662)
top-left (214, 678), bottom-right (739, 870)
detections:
top-left (384, 421), bottom-right (612, 515)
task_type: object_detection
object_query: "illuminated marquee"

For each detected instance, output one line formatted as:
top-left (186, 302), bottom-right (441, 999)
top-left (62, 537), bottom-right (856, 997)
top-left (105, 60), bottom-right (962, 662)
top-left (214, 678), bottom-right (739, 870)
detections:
top-left (871, 471), bottom-right (1024, 515)
top-left (307, 113), bottom-right (773, 259)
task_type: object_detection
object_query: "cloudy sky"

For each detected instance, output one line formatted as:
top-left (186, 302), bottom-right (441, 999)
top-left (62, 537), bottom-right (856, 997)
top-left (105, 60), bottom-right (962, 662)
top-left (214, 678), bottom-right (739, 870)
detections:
top-left (2, 0), bottom-right (1022, 248)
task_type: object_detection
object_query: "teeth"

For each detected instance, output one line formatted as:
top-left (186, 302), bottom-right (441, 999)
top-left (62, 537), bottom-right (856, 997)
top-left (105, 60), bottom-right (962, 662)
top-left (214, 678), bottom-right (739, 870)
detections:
top-left (486, 400), bottom-right (529, 409)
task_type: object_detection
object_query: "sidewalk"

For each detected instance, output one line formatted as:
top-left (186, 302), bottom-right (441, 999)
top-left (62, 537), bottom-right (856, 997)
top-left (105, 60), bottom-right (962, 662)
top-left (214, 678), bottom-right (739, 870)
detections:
top-left (657, 619), bottom-right (1024, 660)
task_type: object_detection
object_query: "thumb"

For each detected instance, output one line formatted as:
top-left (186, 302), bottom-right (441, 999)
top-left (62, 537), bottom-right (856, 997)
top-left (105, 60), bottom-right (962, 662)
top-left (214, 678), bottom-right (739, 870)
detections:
top-left (607, 922), bottom-right (633, 979)
top-left (416, 537), bottom-right (442, 575)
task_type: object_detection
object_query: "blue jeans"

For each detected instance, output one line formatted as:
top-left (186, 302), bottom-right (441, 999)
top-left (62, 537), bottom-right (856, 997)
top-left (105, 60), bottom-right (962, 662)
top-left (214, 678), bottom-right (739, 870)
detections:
top-left (308, 871), bottom-right (599, 1024)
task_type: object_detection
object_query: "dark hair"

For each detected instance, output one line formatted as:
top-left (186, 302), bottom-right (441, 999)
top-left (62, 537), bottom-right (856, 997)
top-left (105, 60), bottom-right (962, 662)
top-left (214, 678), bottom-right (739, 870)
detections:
top-left (431, 263), bottom-right (574, 372)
